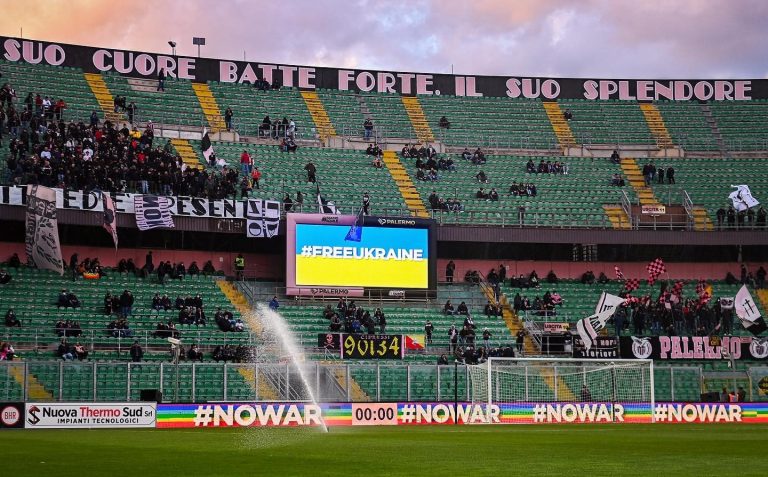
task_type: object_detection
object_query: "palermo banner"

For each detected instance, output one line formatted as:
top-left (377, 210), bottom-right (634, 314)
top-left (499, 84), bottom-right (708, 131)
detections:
top-left (620, 336), bottom-right (768, 360)
top-left (3, 36), bottom-right (767, 100)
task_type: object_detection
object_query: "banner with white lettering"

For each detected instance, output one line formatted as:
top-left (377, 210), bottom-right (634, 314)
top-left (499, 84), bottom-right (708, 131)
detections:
top-left (0, 186), bottom-right (280, 221)
top-left (621, 336), bottom-right (768, 360)
top-left (2, 36), bottom-right (767, 100)
top-left (24, 185), bottom-right (64, 275)
top-left (245, 199), bottom-right (281, 238)
top-left (134, 195), bottom-right (174, 231)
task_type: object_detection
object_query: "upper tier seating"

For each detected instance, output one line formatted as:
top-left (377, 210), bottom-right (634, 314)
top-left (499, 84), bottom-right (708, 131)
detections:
top-left (557, 99), bottom-right (655, 146)
top-left (0, 60), bottom-right (101, 122)
top-left (709, 101), bottom-right (768, 151)
top-left (419, 95), bottom-right (558, 149)
top-left (102, 72), bottom-right (203, 127)
top-left (208, 83), bottom-right (315, 136)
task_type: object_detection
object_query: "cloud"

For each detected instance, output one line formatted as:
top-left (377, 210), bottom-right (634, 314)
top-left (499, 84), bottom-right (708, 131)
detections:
top-left (1, 0), bottom-right (766, 78)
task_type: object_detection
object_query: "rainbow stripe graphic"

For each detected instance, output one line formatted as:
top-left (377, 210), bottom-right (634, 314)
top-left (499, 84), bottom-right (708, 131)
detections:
top-left (155, 402), bottom-right (768, 428)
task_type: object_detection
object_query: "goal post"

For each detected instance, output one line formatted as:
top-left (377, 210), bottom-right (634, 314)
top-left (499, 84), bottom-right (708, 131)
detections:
top-left (468, 358), bottom-right (654, 423)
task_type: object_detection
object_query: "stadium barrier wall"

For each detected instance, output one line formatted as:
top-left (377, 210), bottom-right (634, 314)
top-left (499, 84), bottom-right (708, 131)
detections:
top-left (154, 402), bottom-right (768, 428)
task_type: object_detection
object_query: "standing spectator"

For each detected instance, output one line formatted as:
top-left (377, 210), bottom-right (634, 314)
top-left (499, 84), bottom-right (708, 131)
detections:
top-left (127, 101), bottom-right (137, 124)
top-left (304, 161), bottom-right (317, 183)
top-left (119, 290), bottom-right (134, 317)
top-left (666, 167), bottom-right (675, 184)
top-left (424, 320), bottom-right (434, 345)
top-left (283, 193), bottom-right (293, 212)
top-left (234, 254), bottom-right (245, 280)
top-left (439, 116), bottom-right (450, 129)
top-left (130, 340), bottom-right (144, 362)
top-left (157, 69), bottom-right (166, 92)
top-left (362, 193), bottom-right (371, 215)
top-left (224, 107), bottom-right (233, 131)
top-left (516, 329), bottom-right (525, 355)
top-left (5, 308), bottom-right (20, 327)
top-left (251, 167), bottom-right (261, 190)
top-left (240, 150), bottom-right (252, 175)
top-left (446, 260), bottom-right (455, 283)
top-left (363, 118), bottom-right (373, 140)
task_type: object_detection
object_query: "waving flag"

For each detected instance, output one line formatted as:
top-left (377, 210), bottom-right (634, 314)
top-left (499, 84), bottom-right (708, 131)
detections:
top-left (201, 128), bottom-right (215, 162)
top-left (316, 183), bottom-right (339, 214)
top-left (624, 278), bottom-right (640, 292)
top-left (735, 285), bottom-right (766, 335)
top-left (614, 266), bottom-right (624, 280)
top-left (345, 207), bottom-right (364, 242)
top-left (729, 185), bottom-right (760, 212)
top-left (671, 280), bottom-right (685, 297)
top-left (646, 258), bottom-right (666, 285)
top-left (102, 192), bottom-right (118, 249)
top-left (577, 293), bottom-right (624, 351)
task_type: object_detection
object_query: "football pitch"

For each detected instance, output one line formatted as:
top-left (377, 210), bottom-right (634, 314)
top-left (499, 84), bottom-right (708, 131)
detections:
top-left (2, 425), bottom-right (767, 476)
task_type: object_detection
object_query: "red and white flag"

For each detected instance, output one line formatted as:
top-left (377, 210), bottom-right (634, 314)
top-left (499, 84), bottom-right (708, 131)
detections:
top-left (646, 258), bottom-right (666, 285)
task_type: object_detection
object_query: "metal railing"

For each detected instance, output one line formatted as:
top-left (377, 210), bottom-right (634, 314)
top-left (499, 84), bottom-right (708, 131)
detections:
top-left (0, 361), bottom-right (717, 403)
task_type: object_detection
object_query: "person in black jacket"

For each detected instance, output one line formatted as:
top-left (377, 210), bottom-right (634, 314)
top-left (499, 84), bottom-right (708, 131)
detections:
top-left (130, 341), bottom-right (143, 362)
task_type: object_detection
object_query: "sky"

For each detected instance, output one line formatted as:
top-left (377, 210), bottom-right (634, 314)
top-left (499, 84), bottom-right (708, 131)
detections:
top-left (2, 0), bottom-right (766, 79)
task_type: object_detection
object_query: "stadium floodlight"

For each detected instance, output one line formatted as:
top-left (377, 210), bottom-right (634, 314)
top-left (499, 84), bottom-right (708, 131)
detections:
top-left (168, 40), bottom-right (176, 56)
top-left (468, 357), bottom-right (654, 423)
top-left (192, 37), bottom-right (206, 58)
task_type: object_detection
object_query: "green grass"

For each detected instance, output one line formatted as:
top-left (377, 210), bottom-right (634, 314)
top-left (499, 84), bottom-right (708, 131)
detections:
top-left (2, 425), bottom-right (767, 476)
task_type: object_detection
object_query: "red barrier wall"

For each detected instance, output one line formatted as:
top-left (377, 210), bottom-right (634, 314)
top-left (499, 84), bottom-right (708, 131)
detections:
top-left (0, 242), bottom-right (283, 279)
top-left (437, 259), bottom-right (765, 282)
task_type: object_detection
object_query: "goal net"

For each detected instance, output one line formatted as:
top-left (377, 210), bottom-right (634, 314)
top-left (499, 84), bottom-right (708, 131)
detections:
top-left (468, 358), bottom-right (654, 423)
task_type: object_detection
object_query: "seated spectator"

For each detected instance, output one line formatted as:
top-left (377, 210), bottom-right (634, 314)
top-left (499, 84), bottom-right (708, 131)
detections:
top-left (416, 168), bottom-right (427, 181)
top-left (611, 173), bottom-right (625, 186)
top-left (269, 296), bottom-right (280, 310)
top-left (0, 341), bottom-right (15, 361)
top-left (581, 270), bottom-right (596, 285)
top-left (202, 260), bottom-right (216, 275)
top-left (0, 269), bottom-right (11, 285)
top-left (401, 144), bottom-right (411, 158)
top-left (476, 188), bottom-right (488, 200)
top-left (57, 289), bottom-right (81, 308)
top-left (151, 293), bottom-right (163, 311)
top-left (188, 261), bottom-right (200, 276)
top-left (610, 149), bottom-right (621, 164)
top-left (597, 272), bottom-right (610, 284)
top-left (7, 253), bottom-right (21, 268)
top-left (444, 300), bottom-right (456, 315)
top-left (5, 308), bottom-right (20, 327)
top-left (488, 188), bottom-right (499, 201)
top-left (546, 270), bottom-right (559, 283)
top-left (475, 170), bottom-right (489, 183)
top-left (457, 301), bottom-right (469, 315)
top-left (187, 344), bottom-right (204, 362)
top-left (461, 148), bottom-right (472, 161)
top-left (439, 116), bottom-right (450, 129)
top-left (564, 109), bottom-right (573, 121)
top-left (472, 149), bottom-right (486, 165)
top-left (73, 342), bottom-right (88, 361)
top-left (58, 340), bottom-right (75, 361)
top-left (446, 197), bottom-right (464, 212)
top-left (281, 137), bottom-right (298, 152)
top-left (372, 156), bottom-right (383, 169)
top-left (484, 301), bottom-right (501, 317)
top-left (526, 159), bottom-right (536, 173)
top-left (550, 291), bottom-right (563, 307)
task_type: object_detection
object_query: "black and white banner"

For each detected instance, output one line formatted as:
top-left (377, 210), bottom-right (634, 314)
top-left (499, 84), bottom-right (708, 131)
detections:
top-left (246, 199), bottom-right (281, 238)
top-left (735, 285), bottom-right (767, 335)
top-left (24, 185), bottom-right (64, 275)
top-left (3, 36), bottom-right (768, 100)
top-left (134, 195), bottom-right (175, 231)
top-left (1, 186), bottom-right (274, 220)
top-left (576, 293), bottom-right (624, 351)
top-left (102, 192), bottom-right (118, 249)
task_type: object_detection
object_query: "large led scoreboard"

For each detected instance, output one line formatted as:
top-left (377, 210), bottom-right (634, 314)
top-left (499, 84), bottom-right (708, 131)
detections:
top-left (285, 213), bottom-right (436, 297)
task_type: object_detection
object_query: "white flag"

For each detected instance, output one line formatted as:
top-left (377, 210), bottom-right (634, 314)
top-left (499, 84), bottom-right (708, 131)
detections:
top-left (594, 292), bottom-right (625, 315)
top-left (25, 185), bottom-right (64, 275)
top-left (576, 309), bottom-right (617, 352)
top-left (729, 185), bottom-right (760, 212)
top-left (735, 285), bottom-right (766, 335)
